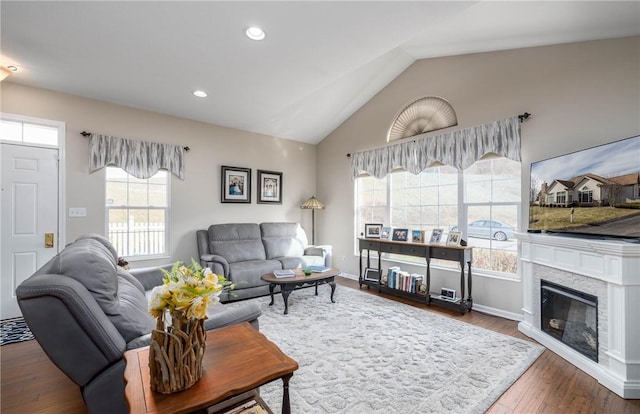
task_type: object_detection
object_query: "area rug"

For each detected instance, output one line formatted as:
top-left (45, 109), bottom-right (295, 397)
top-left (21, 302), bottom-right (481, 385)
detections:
top-left (0, 317), bottom-right (34, 346)
top-left (250, 285), bottom-right (544, 414)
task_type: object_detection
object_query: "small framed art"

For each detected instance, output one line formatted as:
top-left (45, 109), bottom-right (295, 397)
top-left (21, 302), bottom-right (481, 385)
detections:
top-left (364, 267), bottom-right (380, 282)
top-left (392, 228), bottom-right (409, 242)
top-left (365, 223), bottom-right (383, 238)
top-left (412, 230), bottom-right (425, 243)
top-left (221, 166), bottom-right (251, 203)
top-left (257, 170), bottom-right (282, 204)
top-left (381, 227), bottom-right (391, 239)
top-left (446, 231), bottom-right (462, 246)
top-left (429, 229), bottom-right (443, 244)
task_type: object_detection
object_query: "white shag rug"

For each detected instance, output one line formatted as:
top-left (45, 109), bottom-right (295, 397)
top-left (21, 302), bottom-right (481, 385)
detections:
top-left (248, 284), bottom-right (544, 414)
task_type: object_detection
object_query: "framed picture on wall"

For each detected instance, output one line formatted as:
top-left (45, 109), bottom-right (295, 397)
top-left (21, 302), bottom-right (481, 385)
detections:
top-left (257, 170), bottom-right (282, 204)
top-left (221, 166), bottom-right (251, 203)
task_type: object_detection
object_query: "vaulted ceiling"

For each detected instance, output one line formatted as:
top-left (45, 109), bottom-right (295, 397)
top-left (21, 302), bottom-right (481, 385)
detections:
top-left (2, 1), bottom-right (638, 144)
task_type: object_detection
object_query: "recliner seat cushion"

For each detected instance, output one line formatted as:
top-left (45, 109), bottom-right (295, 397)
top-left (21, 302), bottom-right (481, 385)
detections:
top-left (208, 224), bottom-right (266, 263)
top-left (229, 260), bottom-right (282, 288)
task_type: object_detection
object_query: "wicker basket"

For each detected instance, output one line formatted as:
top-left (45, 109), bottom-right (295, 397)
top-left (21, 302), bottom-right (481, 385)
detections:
top-left (148, 312), bottom-right (206, 394)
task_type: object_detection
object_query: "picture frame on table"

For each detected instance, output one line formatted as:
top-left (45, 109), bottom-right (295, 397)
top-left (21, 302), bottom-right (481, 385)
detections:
top-left (257, 170), bottom-right (282, 204)
top-left (221, 166), bottom-right (251, 203)
top-left (446, 231), bottom-right (462, 246)
top-left (364, 223), bottom-right (383, 238)
top-left (412, 230), bottom-right (425, 243)
top-left (392, 228), bottom-right (409, 242)
top-left (381, 227), bottom-right (391, 239)
top-left (429, 229), bottom-right (443, 244)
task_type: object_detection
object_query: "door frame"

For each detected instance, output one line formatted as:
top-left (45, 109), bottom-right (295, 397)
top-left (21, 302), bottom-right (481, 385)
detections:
top-left (1, 112), bottom-right (66, 251)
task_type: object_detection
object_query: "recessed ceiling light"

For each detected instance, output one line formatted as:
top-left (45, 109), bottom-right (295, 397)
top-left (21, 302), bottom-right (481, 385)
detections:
top-left (245, 26), bottom-right (266, 41)
top-left (193, 90), bottom-right (207, 98)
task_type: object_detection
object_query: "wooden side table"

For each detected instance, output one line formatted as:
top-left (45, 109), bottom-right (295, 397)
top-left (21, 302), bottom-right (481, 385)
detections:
top-left (124, 322), bottom-right (298, 414)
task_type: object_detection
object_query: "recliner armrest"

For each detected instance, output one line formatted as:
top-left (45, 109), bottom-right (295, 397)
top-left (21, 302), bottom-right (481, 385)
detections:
top-left (305, 245), bottom-right (332, 267)
top-left (200, 254), bottom-right (230, 278)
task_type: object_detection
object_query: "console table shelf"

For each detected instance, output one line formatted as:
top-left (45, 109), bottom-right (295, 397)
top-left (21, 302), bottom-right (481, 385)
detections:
top-left (358, 238), bottom-right (473, 314)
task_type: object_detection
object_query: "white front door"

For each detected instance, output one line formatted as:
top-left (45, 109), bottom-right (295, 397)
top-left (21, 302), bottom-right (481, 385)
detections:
top-left (1, 143), bottom-right (59, 319)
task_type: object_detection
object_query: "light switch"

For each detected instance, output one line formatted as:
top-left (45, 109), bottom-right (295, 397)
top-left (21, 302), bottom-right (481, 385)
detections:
top-left (69, 207), bottom-right (87, 217)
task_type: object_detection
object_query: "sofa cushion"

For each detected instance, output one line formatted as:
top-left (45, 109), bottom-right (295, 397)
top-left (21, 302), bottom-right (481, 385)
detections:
top-left (260, 222), bottom-right (307, 259)
top-left (50, 236), bottom-right (154, 343)
top-left (208, 224), bottom-right (266, 263)
top-left (229, 259), bottom-right (282, 288)
top-left (111, 268), bottom-right (155, 342)
top-left (50, 237), bottom-right (120, 315)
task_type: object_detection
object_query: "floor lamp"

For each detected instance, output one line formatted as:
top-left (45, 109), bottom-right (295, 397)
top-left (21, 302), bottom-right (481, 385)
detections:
top-left (300, 196), bottom-right (325, 245)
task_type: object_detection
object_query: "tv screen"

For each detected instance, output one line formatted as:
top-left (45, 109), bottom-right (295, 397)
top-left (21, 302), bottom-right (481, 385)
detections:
top-left (529, 134), bottom-right (640, 240)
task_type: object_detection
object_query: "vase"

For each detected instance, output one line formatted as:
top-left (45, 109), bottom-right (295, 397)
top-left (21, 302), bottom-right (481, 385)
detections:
top-left (148, 312), bottom-right (206, 394)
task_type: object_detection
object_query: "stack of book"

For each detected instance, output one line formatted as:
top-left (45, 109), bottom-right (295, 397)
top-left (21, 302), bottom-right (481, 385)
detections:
top-left (386, 266), bottom-right (424, 294)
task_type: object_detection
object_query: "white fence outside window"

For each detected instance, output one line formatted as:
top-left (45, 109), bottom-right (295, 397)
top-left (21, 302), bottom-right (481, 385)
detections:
top-left (108, 217), bottom-right (165, 257)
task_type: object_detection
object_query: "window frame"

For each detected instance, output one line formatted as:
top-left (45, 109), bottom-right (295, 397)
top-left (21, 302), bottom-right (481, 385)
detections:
top-left (105, 166), bottom-right (170, 260)
top-left (355, 159), bottom-right (521, 280)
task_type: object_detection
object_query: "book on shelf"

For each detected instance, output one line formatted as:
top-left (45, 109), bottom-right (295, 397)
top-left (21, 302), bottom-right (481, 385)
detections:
top-left (273, 269), bottom-right (295, 278)
top-left (221, 398), bottom-right (268, 414)
top-left (306, 265), bottom-right (331, 273)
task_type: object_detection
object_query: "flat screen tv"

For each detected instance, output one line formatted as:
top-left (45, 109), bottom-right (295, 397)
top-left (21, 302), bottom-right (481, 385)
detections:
top-left (529, 134), bottom-right (640, 240)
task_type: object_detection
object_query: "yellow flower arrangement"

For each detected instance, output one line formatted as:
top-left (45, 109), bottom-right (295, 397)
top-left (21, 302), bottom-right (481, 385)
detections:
top-left (149, 259), bottom-right (232, 320)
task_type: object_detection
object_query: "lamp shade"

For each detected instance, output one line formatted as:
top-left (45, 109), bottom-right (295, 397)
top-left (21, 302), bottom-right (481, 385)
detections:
top-left (300, 196), bottom-right (325, 210)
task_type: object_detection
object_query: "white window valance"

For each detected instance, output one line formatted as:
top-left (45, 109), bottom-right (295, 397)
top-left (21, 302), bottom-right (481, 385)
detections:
top-left (350, 116), bottom-right (521, 179)
top-left (89, 134), bottom-right (185, 179)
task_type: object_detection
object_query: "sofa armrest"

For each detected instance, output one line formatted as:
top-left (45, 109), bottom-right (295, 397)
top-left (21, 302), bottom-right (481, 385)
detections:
top-left (17, 274), bottom-right (127, 386)
top-left (305, 245), bottom-right (332, 267)
top-left (200, 254), bottom-right (230, 278)
top-left (129, 264), bottom-right (173, 291)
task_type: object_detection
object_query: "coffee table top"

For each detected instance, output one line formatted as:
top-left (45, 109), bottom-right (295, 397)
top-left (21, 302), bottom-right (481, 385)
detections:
top-left (261, 267), bottom-right (340, 284)
top-left (123, 322), bottom-right (298, 414)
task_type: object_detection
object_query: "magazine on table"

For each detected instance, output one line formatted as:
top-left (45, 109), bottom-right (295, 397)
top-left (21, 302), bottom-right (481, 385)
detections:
top-left (306, 265), bottom-right (331, 273)
top-left (273, 269), bottom-right (295, 278)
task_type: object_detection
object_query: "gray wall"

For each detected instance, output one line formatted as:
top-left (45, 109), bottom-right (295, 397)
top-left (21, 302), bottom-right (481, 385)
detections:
top-left (317, 36), bottom-right (640, 317)
top-left (1, 83), bottom-right (318, 267)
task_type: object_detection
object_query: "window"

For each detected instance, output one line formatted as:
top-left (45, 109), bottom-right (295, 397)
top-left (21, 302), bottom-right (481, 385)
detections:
top-left (106, 167), bottom-right (169, 258)
top-left (355, 158), bottom-right (520, 277)
top-left (579, 190), bottom-right (593, 203)
top-left (1, 119), bottom-right (59, 146)
top-left (557, 192), bottom-right (566, 204)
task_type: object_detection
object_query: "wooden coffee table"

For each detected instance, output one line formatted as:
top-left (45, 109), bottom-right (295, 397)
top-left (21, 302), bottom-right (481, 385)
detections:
top-left (261, 268), bottom-right (339, 314)
top-left (123, 322), bottom-right (298, 414)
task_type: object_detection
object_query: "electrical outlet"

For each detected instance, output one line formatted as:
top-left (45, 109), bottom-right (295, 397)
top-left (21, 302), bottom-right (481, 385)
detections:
top-left (69, 207), bottom-right (86, 217)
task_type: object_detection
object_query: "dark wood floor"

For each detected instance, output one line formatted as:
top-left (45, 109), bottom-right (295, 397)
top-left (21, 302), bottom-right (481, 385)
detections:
top-left (2, 276), bottom-right (639, 414)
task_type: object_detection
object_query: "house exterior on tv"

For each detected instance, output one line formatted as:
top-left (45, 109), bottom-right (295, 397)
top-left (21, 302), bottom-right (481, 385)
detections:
top-left (538, 173), bottom-right (640, 207)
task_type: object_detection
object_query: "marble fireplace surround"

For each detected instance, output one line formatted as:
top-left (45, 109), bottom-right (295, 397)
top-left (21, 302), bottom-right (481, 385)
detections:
top-left (517, 233), bottom-right (640, 399)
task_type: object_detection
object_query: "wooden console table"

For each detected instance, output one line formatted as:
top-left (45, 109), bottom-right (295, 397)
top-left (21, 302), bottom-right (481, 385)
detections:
top-left (124, 322), bottom-right (298, 414)
top-left (358, 238), bottom-right (473, 314)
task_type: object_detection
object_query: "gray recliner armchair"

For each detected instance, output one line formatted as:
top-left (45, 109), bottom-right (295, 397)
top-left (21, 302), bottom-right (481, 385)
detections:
top-left (16, 234), bottom-right (261, 414)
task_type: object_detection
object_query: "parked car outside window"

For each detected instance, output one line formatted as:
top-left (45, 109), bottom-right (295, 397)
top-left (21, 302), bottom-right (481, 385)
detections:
top-left (452, 220), bottom-right (515, 241)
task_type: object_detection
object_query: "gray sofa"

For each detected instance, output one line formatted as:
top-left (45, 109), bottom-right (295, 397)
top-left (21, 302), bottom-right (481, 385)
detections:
top-left (197, 222), bottom-right (332, 301)
top-left (16, 234), bottom-right (261, 414)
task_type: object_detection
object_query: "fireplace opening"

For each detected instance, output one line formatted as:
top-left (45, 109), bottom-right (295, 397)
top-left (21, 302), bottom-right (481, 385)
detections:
top-left (541, 280), bottom-right (598, 362)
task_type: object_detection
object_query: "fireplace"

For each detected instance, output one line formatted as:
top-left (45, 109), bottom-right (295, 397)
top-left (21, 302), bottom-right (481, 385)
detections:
top-left (517, 232), bottom-right (640, 399)
top-left (540, 280), bottom-right (598, 362)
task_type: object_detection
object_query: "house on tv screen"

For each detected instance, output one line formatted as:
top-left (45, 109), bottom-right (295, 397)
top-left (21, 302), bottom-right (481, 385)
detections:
top-left (537, 172), bottom-right (640, 207)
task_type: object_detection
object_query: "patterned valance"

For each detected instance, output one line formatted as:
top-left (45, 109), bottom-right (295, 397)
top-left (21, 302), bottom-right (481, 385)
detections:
top-left (350, 116), bottom-right (521, 179)
top-left (89, 134), bottom-right (185, 179)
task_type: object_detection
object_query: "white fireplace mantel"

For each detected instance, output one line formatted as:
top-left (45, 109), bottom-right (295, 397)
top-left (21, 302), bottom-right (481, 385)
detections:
top-left (517, 232), bottom-right (640, 399)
